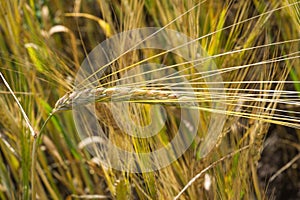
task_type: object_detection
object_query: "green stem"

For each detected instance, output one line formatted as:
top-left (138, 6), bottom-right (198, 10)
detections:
top-left (31, 113), bottom-right (53, 200)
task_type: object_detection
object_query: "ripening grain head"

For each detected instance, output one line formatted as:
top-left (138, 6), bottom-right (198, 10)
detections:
top-left (1, 0), bottom-right (300, 199)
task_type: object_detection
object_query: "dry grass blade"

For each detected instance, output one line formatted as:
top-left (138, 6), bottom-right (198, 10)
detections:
top-left (174, 145), bottom-right (250, 200)
top-left (0, 73), bottom-right (36, 137)
top-left (268, 153), bottom-right (300, 183)
top-left (64, 13), bottom-right (112, 37)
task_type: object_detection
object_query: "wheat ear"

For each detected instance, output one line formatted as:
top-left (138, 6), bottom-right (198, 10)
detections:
top-left (53, 86), bottom-right (196, 113)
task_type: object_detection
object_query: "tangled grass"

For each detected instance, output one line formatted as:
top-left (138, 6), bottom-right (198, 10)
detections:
top-left (0, 0), bottom-right (299, 199)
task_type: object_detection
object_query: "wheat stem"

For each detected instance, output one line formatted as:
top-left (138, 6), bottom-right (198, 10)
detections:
top-left (31, 113), bottom-right (53, 200)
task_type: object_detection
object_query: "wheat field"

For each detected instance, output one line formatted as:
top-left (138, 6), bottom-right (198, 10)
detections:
top-left (0, 0), bottom-right (299, 199)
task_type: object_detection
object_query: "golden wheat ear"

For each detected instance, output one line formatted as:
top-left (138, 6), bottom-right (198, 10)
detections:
top-left (52, 92), bottom-right (72, 113)
top-left (53, 88), bottom-right (106, 113)
top-left (53, 85), bottom-right (198, 114)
